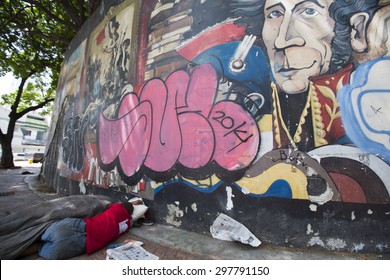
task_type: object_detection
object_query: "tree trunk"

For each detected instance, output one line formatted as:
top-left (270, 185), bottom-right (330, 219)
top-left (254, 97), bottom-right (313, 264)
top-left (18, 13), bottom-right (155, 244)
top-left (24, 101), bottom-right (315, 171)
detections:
top-left (0, 134), bottom-right (15, 169)
top-left (0, 76), bottom-right (27, 169)
top-left (0, 75), bottom-right (53, 169)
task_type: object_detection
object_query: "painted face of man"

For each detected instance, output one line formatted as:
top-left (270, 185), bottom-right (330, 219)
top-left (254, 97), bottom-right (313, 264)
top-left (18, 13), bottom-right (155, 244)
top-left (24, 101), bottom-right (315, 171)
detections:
top-left (262, 0), bottom-right (336, 94)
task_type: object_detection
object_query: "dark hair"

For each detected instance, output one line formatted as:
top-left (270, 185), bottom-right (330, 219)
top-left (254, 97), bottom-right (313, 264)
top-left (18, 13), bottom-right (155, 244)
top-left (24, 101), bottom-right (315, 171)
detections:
top-left (120, 202), bottom-right (134, 215)
top-left (328, 0), bottom-right (379, 72)
top-left (231, 0), bottom-right (264, 35)
top-left (231, 0), bottom-right (380, 72)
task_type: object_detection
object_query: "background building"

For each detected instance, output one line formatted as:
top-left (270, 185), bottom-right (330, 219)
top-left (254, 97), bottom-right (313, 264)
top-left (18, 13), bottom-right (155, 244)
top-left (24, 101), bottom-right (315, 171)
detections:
top-left (0, 106), bottom-right (49, 155)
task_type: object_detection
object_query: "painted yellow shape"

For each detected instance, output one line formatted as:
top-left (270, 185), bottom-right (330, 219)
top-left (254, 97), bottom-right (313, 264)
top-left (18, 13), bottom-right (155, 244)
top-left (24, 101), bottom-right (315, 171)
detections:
top-left (236, 163), bottom-right (309, 199)
top-left (174, 163), bottom-right (308, 199)
top-left (258, 114), bottom-right (273, 132)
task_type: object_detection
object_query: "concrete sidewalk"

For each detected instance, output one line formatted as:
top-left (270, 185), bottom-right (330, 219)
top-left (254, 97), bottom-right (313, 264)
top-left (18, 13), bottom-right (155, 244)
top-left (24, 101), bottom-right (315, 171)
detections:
top-left (1, 165), bottom-right (388, 260)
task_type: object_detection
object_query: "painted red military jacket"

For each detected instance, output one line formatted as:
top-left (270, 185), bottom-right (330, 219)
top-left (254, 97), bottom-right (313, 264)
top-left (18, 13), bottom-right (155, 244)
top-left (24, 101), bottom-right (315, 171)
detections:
top-left (271, 65), bottom-right (353, 151)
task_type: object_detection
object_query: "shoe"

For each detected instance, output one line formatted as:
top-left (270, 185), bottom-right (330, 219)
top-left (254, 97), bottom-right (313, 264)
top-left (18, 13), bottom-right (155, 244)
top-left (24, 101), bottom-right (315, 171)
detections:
top-left (141, 219), bottom-right (153, 226)
top-left (132, 220), bottom-right (142, 228)
top-left (140, 213), bottom-right (153, 226)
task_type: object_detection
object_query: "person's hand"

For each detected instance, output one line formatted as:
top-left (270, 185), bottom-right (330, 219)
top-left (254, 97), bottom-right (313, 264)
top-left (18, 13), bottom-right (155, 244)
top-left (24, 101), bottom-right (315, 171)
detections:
top-left (131, 200), bottom-right (143, 206)
top-left (129, 197), bottom-right (144, 205)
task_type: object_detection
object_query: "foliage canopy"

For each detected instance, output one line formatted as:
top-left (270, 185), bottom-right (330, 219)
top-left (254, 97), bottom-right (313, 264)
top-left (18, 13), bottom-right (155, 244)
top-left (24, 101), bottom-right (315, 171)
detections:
top-left (0, 0), bottom-right (101, 167)
top-left (0, 0), bottom-right (101, 90)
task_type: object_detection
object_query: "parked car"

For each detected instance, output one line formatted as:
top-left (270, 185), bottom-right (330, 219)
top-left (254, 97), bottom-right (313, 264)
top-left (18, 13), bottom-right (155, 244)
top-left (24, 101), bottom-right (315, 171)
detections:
top-left (13, 153), bottom-right (29, 161)
top-left (32, 152), bottom-right (44, 163)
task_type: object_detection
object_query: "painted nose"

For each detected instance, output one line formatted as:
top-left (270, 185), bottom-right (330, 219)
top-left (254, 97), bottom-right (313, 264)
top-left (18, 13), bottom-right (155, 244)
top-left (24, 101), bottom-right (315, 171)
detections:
top-left (274, 17), bottom-right (305, 50)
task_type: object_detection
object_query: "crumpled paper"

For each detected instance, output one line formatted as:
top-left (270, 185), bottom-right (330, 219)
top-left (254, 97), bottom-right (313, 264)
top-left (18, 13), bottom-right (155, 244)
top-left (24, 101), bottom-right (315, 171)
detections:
top-left (210, 213), bottom-right (261, 247)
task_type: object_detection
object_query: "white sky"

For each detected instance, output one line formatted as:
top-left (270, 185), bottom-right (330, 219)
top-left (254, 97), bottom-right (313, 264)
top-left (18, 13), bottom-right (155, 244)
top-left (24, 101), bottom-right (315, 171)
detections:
top-left (0, 72), bottom-right (20, 96)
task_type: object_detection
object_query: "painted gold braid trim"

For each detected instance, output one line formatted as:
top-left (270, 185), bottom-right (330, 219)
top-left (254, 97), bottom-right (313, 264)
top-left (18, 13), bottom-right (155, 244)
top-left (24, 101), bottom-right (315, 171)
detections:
top-left (271, 82), bottom-right (282, 148)
top-left (271, 82), bottom-right (311, 150)
top-left (310, 82), bottom-right (328, 147)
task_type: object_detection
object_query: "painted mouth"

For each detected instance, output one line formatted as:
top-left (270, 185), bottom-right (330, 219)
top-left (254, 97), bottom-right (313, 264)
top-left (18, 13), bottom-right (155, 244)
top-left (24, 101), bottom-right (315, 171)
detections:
top-left (276, 60), bottom-right (317, 77)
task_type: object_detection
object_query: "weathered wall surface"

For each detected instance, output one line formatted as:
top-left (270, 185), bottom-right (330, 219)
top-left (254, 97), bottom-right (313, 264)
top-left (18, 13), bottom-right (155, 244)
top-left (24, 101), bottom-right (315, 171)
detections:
top-left (43, 0), bottom-right (390, 253)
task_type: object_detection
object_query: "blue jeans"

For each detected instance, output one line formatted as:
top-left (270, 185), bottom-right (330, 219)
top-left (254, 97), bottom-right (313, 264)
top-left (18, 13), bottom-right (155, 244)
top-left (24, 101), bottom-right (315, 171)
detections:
top-left (39, 218), bottom-right (86, 259)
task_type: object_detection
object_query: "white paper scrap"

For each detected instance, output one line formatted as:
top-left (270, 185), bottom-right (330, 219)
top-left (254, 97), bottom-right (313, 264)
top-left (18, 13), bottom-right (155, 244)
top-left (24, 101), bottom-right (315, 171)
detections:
top-left (210, 213), bottom-right (261, 247)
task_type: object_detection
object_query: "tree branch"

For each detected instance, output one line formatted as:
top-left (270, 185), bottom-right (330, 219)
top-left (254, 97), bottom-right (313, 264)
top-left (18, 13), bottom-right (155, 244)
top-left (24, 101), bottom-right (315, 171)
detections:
top-left (16, 98), bottom-right (55, 119)
top-left (22, 0), bottom-right (79, 30)
top-left (28, 29), bottom-right (72, 45)
top-left (10, 77), bottom-right (28, 117)
top-left (56, 0), bottom-right (84, 28)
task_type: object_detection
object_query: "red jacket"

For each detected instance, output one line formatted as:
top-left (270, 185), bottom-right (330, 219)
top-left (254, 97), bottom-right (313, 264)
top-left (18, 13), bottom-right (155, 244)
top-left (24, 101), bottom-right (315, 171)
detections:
top-left (84, 203), bottom-right (132, 254)
top-left (271, 65), bottom-right (353, 151)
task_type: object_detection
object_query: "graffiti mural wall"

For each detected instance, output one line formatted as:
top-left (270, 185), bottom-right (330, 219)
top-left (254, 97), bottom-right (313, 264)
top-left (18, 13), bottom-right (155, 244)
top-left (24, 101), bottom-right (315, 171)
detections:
top-left (43, 0), bottom-right (390, 253)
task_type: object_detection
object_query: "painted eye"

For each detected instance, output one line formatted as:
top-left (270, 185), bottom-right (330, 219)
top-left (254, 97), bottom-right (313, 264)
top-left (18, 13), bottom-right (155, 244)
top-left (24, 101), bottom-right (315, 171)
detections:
top-left (267, 10), bottom-right (283, 19)
top-left (302, 8), bottom-right (319, 17)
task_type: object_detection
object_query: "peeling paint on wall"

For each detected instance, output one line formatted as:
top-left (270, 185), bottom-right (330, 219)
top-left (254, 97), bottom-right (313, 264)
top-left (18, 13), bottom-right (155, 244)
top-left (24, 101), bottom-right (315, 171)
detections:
top-left (326, 238), bottom-right (347, 250)
top-left (308, 236), bottom-right (325, 248)
top-left (191, 203), bottom-right (197, 213)
top-left (308, 184), bottom-right (333, 205)
top-left (376, 244), bottom-right (389, 252)
top-left (309, 204), bottom-right (318, 212)
top-left (306, 224), bottom-right (314, 235)
top-left (352, 243), bottom-right (365, 252)
top-left (226, 186), bottom-right (234, 211)
top-left (79, 177), bottom-right (86, 194)
top-left (165, 203), bottom-right (184, 227)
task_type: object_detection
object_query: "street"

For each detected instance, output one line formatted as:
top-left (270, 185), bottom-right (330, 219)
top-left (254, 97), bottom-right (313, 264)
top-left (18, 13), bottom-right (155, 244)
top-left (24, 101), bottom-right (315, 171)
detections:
top-left (0, 161), bottom-right (48, 219)
top-left (14, 160), bottom-right (42, 169)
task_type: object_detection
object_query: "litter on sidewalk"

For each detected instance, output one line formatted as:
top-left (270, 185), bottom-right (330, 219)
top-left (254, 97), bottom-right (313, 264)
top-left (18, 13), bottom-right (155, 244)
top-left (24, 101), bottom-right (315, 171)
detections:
top-left (106, 240), bottom-right (159, 260)
top-left (210, 213), bottom-right (261, 247)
